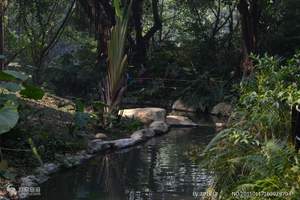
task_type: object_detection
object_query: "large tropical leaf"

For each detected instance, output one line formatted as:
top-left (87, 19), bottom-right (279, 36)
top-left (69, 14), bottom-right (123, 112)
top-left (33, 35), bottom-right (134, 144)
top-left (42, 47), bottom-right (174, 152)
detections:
top-left (3, 70), bottom-right (29, 81)
top-left (0, 82), bottom-right (23, 92)
top-left (113, 0), bottom-right (122, 18)
top-left (102, 0), bottom-right (132, 116)
top-left (0, 104), bottom-right (19, 135)
top-left (0, 71), bottom-right (16, 81)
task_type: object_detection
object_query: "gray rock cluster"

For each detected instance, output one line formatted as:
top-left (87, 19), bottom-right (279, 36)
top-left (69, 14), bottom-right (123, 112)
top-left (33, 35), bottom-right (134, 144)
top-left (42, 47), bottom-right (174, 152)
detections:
top-left (87, 121), bottom-right (169, 154)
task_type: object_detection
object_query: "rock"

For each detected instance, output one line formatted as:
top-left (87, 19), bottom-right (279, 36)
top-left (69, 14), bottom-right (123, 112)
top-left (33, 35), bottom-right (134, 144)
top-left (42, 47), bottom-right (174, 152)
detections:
top-left (113, 138), bottom-right (137, 149)
top-left (34, 173), bottom-right (49, 184)
top-left (131, 130), bottom-right (144, 141)
top-left (54, 151), bottom-right (93, 168)
top-left (143, 129), bottom-right (155, 138)
top-left (172, 99), bottom-right (196, 112)
top-left (215, 122), bottom-right (226, 128)
top-left (61, 154), bottom-right (81, 168)
top-left (94, 133), bottom-right (108, 140)
top-left (77, 150), bottom-right (93, 163)
top-left (43, 163), bottom-right (59, 174)
top-left (87, 139), bottom-right (112, 154)
top-left (119, 108), bottom-right (166, 124)
top-left (149, 121), bottom-right (169, 134)
top-left (131, 129), bottom-right (155, 141)
top-left (35, 163), bottom-right (60, 175)
top-left (211, 102), bottom-right (232, 116)
top-left (166, 115), bottom-right (198, 127)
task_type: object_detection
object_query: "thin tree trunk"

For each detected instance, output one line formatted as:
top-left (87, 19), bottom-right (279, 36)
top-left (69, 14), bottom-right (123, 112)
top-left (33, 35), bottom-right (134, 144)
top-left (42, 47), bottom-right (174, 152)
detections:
top-left (0, 1), bottom-right (5, 70)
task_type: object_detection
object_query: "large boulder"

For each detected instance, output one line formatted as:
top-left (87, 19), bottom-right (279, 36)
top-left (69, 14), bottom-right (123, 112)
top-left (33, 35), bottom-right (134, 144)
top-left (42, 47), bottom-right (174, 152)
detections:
top-left (119, 108), bottom-right (166, 124)
top-left (150, 121), bottom-right (169, 134)
top-left (172, 99), bottom-right (196, 112)
top-left (166, 115), bottom-right (198, 127)
top-left (211, 102), bottom-right (232, 117)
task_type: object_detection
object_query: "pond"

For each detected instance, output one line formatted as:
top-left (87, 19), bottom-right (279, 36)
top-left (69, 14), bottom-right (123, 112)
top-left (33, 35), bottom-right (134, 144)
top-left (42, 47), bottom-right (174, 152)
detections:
top-left (34, 126), bottom-right (216, 200)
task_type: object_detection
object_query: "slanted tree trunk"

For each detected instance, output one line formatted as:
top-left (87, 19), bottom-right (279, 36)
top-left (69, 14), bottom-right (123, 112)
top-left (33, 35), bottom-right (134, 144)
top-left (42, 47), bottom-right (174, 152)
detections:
top-left (238, 0), bottom-right (261, 77)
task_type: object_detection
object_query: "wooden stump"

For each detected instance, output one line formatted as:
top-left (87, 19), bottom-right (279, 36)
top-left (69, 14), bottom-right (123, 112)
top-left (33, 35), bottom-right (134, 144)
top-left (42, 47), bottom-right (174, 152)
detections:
top-left (292, 105), bottom-right (300, 150)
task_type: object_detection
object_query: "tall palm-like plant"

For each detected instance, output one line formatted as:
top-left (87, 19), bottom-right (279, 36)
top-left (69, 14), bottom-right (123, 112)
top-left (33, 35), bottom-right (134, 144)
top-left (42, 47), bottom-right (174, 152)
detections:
top-left (101, 0), bottom-right (132, 125)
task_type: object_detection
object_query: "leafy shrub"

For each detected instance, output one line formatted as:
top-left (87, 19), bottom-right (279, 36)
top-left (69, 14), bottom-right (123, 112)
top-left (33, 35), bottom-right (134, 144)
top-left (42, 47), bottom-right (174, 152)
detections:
top-left (0, 70), bottom-right (44, 134)
top-left (203, 53), bottom-right (300, 199)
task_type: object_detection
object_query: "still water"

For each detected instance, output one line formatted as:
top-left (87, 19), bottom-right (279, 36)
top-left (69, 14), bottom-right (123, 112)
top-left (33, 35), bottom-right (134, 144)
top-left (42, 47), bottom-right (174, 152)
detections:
top-left (37, 127), bottom-right (216, 200)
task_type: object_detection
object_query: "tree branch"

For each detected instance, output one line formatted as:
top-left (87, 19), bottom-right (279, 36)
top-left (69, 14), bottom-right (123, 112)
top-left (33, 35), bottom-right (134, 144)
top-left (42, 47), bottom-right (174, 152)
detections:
top-left (41, 0), bottom-right (76, 58)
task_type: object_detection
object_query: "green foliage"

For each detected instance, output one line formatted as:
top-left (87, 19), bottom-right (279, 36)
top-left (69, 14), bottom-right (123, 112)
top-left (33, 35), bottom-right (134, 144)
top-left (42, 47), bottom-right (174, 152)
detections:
top-left (0, 103), bottom-right (19, 135)
top-left (3, 70), bottom-right (29, 81)
top-left (28, 137), bottom-right (44, 166)
top-left (33, 131), bottom-right (87, 162)
top-left (0, 71), bottom-right (18, 81)
top-left (44, 32), bottom-right (99, 97)
top-left (67, 99), bottom-right (97, 135)
top-left (203, 53), bottom-right (300, 199)
top-left (102, 0), bottom-right (132, 124)
top-left (260, 0), bottom-right (300, 56)
top-left (0, 70), bottom-right (44, 134)
top-left (113, 0), bottom-right (122, 18)
top-left (20, 84), bottom-right (45, 100)
top-left (10, 0), bottom-right (75, 84)
top-left (108, 117), bottom-right (144, 134)
top-left (181, 72), bottom-right (226, 111)
top-left (237, 54), bottom-right (300, 138)
top-left (74, 112), bottom-right (93, 130)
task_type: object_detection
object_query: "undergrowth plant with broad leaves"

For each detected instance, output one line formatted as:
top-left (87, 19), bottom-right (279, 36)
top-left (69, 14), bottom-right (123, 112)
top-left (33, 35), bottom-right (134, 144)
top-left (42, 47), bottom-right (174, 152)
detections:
top-left (0, 69), bottom-right (44, 178)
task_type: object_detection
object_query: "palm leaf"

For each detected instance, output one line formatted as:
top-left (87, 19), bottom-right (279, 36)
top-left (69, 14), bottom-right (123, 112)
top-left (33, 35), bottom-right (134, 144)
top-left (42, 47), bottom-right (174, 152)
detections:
top-left (102, 0), bottom-right (132, 118)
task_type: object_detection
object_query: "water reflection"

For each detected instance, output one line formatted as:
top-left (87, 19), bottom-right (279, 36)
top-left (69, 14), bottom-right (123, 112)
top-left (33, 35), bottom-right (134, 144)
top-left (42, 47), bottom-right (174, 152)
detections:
top-left (37, 127), bottom-right (215, 200)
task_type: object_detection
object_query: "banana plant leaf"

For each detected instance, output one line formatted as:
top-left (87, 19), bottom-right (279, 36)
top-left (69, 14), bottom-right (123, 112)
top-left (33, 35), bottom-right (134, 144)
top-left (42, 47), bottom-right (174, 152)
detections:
top-left (0, 104), bottom-right (19, 135)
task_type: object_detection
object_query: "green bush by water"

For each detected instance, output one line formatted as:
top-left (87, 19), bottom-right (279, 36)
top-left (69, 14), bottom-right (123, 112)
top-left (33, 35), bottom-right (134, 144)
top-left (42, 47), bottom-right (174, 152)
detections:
top-left (203, 53), bottom-right (300, 199)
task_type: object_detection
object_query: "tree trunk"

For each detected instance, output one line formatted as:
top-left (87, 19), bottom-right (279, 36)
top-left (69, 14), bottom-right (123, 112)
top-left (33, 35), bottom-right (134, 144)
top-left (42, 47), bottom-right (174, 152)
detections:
top-left (132, 0), bottom-right (146, 67)
top-left (0, 1), bottom-right (5, 70)
top-left (79, 0), bottom-right (115, 66)
top-left (292, 105), bottom-right (300, 150)
top-left (238, 0), bottom-right (261, 77)
top-left (131, 0), bottom-right (162, 68)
